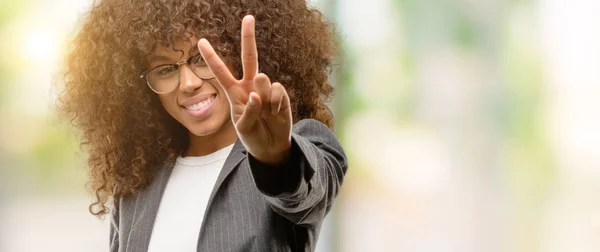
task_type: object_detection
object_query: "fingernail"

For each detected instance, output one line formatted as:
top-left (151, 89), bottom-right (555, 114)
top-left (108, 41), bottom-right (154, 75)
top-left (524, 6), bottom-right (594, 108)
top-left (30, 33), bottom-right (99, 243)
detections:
top-left (272, 98), bottom-right (281, 115)
top-left (248, 93), bottom-right (254, 105)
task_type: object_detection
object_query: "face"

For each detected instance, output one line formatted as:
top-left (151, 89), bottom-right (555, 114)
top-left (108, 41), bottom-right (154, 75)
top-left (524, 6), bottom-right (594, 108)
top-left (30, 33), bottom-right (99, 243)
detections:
top-left (148, 37), bottom-right (232, 137)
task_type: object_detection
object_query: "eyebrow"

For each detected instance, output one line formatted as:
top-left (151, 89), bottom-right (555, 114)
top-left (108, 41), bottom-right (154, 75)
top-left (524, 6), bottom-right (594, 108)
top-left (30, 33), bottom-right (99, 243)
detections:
top-left (147, 54), bottom-right (173, 63)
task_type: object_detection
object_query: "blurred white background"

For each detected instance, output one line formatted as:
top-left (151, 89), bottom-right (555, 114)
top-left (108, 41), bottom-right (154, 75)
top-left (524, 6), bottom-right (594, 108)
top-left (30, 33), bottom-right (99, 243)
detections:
top-left (1, 0), bottom-right (599, 251)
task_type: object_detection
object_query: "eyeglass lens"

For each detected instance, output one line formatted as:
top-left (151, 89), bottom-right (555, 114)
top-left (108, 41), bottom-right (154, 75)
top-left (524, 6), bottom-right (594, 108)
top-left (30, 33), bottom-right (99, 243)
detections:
top-left (146, 54), bottom-right (214, 93)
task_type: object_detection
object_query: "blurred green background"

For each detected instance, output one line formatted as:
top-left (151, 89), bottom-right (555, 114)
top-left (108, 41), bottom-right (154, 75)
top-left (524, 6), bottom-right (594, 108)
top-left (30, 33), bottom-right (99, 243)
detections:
top-left (1, 0), bottom-right (600, 251)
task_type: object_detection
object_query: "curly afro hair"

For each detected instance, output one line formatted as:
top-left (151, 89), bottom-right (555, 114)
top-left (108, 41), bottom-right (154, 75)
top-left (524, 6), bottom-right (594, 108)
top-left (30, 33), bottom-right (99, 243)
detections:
top-left (56, 0), bottom-right (338, 216)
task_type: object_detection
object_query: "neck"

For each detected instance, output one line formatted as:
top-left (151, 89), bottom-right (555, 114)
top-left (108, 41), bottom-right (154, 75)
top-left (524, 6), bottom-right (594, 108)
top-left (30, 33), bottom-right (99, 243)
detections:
top-left (183, 120), bottom-right (238, 157)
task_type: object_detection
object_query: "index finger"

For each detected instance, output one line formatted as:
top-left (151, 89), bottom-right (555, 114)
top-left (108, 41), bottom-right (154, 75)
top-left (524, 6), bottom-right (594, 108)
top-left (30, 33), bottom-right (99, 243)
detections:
top-left (198, 38), bottom-right (237, 90)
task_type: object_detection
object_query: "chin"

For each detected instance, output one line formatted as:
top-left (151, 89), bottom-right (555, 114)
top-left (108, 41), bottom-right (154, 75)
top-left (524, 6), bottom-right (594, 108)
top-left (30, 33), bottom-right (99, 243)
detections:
top-left (185, 114), bottom-right (229, 137)
top-left (185, 119), bottom-right (225, 137)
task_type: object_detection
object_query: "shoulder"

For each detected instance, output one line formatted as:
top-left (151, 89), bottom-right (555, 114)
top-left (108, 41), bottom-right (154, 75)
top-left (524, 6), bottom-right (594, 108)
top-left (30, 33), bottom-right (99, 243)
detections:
top-left (292, 119), bottom-right (341, 145)
top-left (293, 118), bottom-right (336, 136)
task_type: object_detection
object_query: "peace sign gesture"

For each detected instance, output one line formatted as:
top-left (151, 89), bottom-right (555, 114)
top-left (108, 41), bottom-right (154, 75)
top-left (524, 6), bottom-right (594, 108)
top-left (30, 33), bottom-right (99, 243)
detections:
top-left (198, 15), bottom-right (293, 166)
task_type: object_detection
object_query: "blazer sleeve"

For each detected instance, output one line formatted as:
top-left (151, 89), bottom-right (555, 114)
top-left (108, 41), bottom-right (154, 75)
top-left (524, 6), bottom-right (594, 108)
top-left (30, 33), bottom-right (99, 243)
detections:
top-left (247, 118), bottom-right (348, 226)
top-left (109, 200), bottom-right (119, 252)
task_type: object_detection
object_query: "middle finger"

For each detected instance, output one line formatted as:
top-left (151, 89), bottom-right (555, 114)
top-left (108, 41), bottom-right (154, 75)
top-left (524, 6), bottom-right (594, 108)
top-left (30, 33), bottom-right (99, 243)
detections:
top-left (241, 15), bottom-right (258, 82)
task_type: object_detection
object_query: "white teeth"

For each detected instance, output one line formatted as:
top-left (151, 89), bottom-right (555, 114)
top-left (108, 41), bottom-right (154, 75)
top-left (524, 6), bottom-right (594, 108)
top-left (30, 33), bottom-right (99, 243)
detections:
top-left (185, 95), bottom-right (215, 111)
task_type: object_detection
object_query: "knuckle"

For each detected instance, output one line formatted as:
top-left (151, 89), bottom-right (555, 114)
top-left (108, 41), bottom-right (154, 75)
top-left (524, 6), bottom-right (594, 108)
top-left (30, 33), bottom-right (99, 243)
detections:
top-left (257, 74), bottom-right (270, 84)
top-left (272, 84), bottom-right (284, 94)
top-left (243, 52), bottom-right (257, 62)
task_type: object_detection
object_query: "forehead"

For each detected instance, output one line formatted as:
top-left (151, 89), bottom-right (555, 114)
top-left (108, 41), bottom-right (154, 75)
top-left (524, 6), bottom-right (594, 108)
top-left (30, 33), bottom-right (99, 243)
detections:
top-left (152, 36), bottom-right (200, 58)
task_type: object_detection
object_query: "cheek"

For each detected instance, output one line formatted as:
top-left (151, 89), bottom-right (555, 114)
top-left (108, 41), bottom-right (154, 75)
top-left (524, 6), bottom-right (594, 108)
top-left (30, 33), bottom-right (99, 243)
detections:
top-left (158, 94), bottom-right (179, 118)
top-left (217, 91), bottom-right (231, 117)
top-left (211, 81), bottom-right (230, 107)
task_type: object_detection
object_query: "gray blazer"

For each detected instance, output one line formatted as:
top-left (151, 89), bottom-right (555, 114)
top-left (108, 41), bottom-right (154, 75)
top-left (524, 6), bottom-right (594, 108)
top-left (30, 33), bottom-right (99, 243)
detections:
top-left (109, 119), bottom-right (348, 252)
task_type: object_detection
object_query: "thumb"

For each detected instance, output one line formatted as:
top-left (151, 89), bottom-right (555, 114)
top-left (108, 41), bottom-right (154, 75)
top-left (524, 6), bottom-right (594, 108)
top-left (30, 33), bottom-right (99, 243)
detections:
top-left (236, 92), bottom-right (261, 133)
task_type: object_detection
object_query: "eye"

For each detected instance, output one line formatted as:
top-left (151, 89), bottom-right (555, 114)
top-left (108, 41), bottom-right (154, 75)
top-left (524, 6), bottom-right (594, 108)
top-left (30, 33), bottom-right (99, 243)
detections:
top-left (190, 54), bottom-right (207, 66)
top-left (153, 65), bottom-right (177, 78)
top-left (160, 66), bottom-right (175, 73)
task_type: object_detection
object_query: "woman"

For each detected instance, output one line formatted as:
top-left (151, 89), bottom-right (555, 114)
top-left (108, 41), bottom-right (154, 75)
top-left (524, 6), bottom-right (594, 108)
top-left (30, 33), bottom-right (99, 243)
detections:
top-left (57, 0), bottom-right (347, 251)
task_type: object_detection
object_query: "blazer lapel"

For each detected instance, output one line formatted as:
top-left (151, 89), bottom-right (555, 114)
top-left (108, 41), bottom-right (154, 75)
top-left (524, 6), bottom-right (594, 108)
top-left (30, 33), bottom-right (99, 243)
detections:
top-left (196, 138), bottom-right (247, 245)
top-left (126, 159), bottom-right (174, 252)
top-left (209, 138), bottom-right (247, 205)
top-left (126, 139), bottom-right (247, 252)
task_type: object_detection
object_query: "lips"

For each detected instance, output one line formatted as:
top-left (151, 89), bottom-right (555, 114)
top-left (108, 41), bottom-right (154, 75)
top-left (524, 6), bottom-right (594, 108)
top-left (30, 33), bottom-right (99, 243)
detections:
top-left (185, 95), bottom-right (216, 111)
top-left (180, 93), bottom-right (216, 108)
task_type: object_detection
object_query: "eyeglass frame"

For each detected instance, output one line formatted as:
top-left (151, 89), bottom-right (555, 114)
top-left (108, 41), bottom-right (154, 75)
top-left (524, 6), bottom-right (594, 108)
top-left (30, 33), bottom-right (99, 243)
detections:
top-left (139, 53), bottom-right (216, 94)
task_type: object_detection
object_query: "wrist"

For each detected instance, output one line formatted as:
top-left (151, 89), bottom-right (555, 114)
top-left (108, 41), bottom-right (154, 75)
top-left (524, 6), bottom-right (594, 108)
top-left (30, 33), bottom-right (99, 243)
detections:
top-left (252, 147), bottom-right (291, 166)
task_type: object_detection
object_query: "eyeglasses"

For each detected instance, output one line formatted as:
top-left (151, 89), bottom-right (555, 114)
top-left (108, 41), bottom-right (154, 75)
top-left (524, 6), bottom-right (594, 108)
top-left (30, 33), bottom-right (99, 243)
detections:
top-left (139, 53), bottom-right (215, 94)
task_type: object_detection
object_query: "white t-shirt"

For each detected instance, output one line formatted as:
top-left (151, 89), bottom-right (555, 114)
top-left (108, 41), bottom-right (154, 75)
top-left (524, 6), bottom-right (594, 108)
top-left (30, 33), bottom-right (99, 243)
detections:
top-left (147, 143), bottom-right (235, 252)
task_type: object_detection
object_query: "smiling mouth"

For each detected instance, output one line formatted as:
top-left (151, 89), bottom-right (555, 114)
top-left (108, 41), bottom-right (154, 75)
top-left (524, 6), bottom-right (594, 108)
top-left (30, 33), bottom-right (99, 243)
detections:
top-left (183, 94), bottom-right (216, 111)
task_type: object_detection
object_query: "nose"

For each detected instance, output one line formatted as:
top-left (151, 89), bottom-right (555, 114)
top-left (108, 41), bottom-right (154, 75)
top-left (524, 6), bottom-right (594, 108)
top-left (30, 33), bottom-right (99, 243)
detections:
top-left (179, 64), bottom-right (204, 93)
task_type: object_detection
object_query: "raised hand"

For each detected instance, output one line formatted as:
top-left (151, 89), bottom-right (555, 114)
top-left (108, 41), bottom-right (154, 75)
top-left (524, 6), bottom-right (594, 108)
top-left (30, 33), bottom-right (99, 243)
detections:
top-left (198, 15), bottom-right (293, 166)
